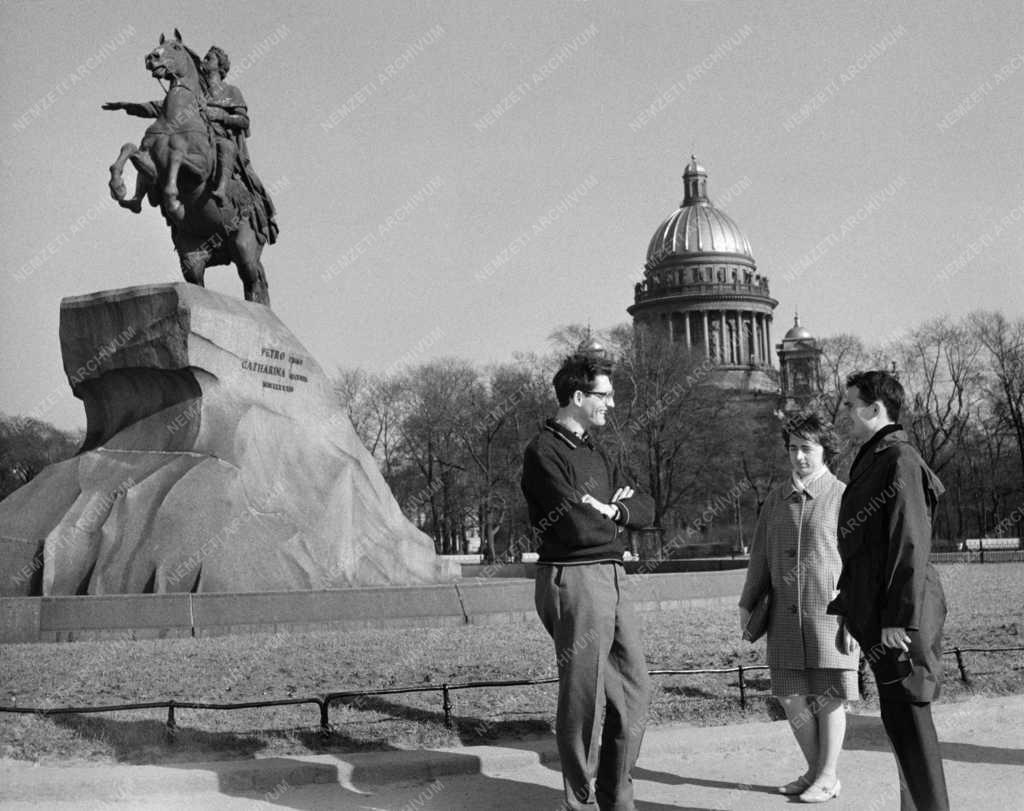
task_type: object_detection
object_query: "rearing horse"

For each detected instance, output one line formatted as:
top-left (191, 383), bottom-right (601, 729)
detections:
top-left (105, 31), bottom-right (274, 306)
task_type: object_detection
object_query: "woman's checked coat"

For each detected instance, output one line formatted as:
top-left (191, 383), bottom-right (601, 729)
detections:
top-left (740, 470), bottom-right (860, 672)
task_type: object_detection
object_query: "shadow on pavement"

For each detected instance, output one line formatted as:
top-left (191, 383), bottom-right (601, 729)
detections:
top-left (936, 741), bottom-right (1024, 765)
top-left (327, 692), bottom-right (552, 744)
top-left (633, 766), bottom-right (781, 809)
top-left (47, 708), bottom-right (573, 809)
top-left (633, 766), bottom-right (779, 796)
top-left (842, 712), bottom-right (1024, 766)
top-left (152, 747), bottom-right (558, 809)
top-left (47, 691), bottom-right (552, 764)
top-left (50, 713), bottom-right (268, 764)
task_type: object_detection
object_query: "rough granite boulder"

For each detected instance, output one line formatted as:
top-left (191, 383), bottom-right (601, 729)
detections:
top-left (0, 284), bottom-right (455, 596)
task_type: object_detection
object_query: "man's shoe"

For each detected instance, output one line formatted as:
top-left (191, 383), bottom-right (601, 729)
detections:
top-left (778, 774), bottom-right (812, 795)
top-left (799, 778), bottom-right (841, 803)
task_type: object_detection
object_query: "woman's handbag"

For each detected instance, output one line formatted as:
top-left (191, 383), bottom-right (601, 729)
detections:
top-left (743, 589), bottom-right (772, 643)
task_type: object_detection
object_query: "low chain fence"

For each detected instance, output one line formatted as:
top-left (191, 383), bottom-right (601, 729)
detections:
top-left (2, 644), bottom-right (1021, 736)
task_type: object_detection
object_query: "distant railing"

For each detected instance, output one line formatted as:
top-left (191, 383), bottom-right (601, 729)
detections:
top-left (931, 550), bottom-right (1024, 564)
top-left (2, 645), bottom-right (1020, 735)
top-left (634, 281), bottom-right (772, 301)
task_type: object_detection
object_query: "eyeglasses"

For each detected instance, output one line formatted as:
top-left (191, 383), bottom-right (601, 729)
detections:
top-left (583, 389), bottom-right (614, 402)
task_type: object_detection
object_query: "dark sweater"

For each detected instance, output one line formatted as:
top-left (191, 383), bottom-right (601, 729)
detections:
top-left (521, 420), bottom-right (654, 564)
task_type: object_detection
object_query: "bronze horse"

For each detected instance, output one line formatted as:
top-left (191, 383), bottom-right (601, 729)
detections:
top-left (105, 31), bottom-right (275, 306)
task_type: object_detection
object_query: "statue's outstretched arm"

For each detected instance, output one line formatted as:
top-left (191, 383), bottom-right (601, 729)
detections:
top-left (101, 101), bottom-right (161, 118)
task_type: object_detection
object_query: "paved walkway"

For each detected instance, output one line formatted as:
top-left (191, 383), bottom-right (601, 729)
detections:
top-left (2, 695), bottom-right (1021, 809)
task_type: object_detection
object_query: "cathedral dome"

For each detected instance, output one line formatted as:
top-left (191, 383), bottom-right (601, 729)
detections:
top-left (646, 156), bottom-right (753, 265)
top-left (629, 156), bottom-right (777, 393)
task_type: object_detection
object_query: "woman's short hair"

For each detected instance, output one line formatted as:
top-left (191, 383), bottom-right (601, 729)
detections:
top-left (781, 409), bottom-right (841, 467)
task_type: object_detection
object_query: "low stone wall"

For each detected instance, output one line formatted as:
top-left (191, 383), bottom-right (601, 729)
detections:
top-left (39, 593), bottom-right (193, 641)
top-left (0, 569), bottom-right (749, 643)
top-left (5, 553), bottom-right (999, 644)
top-left (460, 557), bottom-right (748, 579)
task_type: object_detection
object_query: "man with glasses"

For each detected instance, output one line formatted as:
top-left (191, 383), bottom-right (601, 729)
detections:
top-left (522, 352), bottom-right (654, 811)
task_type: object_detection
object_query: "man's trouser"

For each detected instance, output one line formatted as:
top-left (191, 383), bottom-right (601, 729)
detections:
top-left (535, 562), bottom-right (651, 811)
top-left (880, 699), bottom-right (950, 811)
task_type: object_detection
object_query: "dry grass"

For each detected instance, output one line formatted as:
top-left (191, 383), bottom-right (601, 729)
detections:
top-left (1, 562), bottom-right (1021, 764)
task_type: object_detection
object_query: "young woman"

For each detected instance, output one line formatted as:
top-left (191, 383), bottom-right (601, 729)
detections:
top-left (739, 410), bottom-right (859, 803)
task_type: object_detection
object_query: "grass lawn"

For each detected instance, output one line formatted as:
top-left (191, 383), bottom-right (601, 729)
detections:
top-left (1, 562), bottom-right (1021, 764)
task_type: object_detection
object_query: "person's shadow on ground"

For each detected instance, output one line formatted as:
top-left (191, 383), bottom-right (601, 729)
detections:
top-left (843, 712), bottom-right (1024, 766)
top-left (632, 764), bottom-right (780, 801)
top-left (44, 704), bottom-right (582, 809)
top-left (48, 697), bottom-right (834, 809)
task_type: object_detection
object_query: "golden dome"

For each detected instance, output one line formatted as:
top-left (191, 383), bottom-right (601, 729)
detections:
top-left (646, 157), bottom-right (753, 265)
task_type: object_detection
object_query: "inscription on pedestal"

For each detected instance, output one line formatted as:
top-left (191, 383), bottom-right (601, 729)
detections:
top-left (242, 346), bottom-right (310, 393)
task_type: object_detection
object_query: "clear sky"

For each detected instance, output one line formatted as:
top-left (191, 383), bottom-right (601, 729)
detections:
top-left (1, 0), bottom-right (1021, 431)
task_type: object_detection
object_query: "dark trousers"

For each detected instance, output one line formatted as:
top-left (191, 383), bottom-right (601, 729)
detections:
top-left (879, 699), bottom-right (950, 811)
top-left (535, 562), bottom-right (651, 811)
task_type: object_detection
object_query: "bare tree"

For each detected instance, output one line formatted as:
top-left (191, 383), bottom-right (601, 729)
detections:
top-left (460, 360), bottom-right (550, 561)
top-left (324, 310), bottom-right (1023, 559)
top-left (955, 414), bottom-right (1017, 539)
top-left (735, 407), bottom-right (787, 519)
top-left (398, 359), bottom-right (482, 554)
top-left (818, 334), bottom-right (870, 422)
top-left (969, 311), bottom-right (1024, 540)
top-left (970, 311), bottom-right (1024, 484)
top-left (608, 324), bottom-right (732, 530)
top-left (333, 368), bottom-right (407, 478)
top-left (893, 317), bottom-right (983, 475)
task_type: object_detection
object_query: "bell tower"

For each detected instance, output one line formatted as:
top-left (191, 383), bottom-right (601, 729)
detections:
top-left (776, 313), bottom-right (824, 412)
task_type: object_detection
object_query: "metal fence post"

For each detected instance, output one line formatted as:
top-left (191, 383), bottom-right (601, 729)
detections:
top-left (737, 665), bottom-right (746, 710)
top-left (442, 685), bottom-right (453, 728)
top-left (954, 648), bottom-right (971, 684)
top-left (166, 701), bottom-right (176, 735)
top-left (320, 699), bottom-right (331, 735)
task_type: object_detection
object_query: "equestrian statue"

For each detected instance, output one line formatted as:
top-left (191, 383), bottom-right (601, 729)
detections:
top-left (104, 31), bottom-right (278, 306)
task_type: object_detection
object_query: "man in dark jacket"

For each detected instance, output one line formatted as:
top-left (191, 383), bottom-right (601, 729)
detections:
top-left (827, 370), bottom-right (949, 810)
top-left (522, 352), bottom-right (654, 811)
